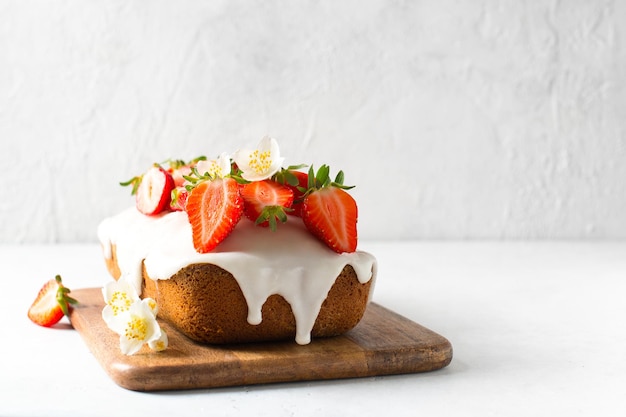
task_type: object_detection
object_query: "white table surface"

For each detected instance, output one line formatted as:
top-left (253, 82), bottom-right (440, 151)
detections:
top-left (2, 241), bottom-right (625, 417)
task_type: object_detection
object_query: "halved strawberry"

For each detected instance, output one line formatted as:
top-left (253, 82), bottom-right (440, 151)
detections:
top-left (186, 177), bottom-right (244, 253)
top-left (27, 275), bottom-right (78, 327)
top-left (240, 180), bottom-right (294, 230)
top-left (170, 186), bottom-right (189, 211)
top-left (135, 166), bottom-right (175, 215)
top-left (302, 186), bottom-right (358, 254)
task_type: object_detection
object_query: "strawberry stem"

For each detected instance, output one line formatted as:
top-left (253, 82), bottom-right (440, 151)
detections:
top-left (273, 165), bottom-right (309, 187)
top-left (305, 165), bottom-right (355, 195)
top-left (119, 175), bottom-right (143, 196)
top-left (255, 206), bottom-right (291, 231)
top-left (54, 275), bottom-right (78, 317)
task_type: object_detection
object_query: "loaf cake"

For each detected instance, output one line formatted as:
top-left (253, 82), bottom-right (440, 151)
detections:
top-left (98, 137), bottom-right (377, 348)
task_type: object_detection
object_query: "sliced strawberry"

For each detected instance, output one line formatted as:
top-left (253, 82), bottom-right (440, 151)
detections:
top-left (186, 177), bottom-right (244, 253)
top-left (170, 186), bottom-right (189, 211)
top-left (302, 186), bottom-right (358, 253)
top-left (135, 166), bottom-right (175, 215)
top-left (27, 275), bottom-right (78, 327)
top-left (240, 180), bottom-right (294, 230)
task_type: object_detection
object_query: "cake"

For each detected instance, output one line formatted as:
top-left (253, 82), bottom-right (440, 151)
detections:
top-left (97, 137), bottom-right (377, 352)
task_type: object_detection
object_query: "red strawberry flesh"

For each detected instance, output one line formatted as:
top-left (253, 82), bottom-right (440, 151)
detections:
top-left (186, 178), bottom-right (243, 253)
top-left (170, 186), bottom-right (189, 211)
top-left (302, 186), bottom-right (358, 253)
top-left (240, 180), bottom-right (294, 227)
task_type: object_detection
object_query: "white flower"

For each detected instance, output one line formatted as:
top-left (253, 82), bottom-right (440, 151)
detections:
top-left (101, 276), bottom-right (139, 325)
top-left (107, 298), bottom-right (163, 356)
top-left (144, 297), bottom-right (158, 317)
top-left (232, 136), bottom-right (284, 181)
top-left (102, 278), bottom-right (168, 355)
top-left (148, 329), bottom-right (169, 352)
top-left (195, 152), bottom-right (231, 179)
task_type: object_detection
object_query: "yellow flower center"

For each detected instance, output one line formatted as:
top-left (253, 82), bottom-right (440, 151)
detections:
top-left (207, 162), bottom-right (224, 178)
top-left (248, 150), bottom-right (273, 175)
top-left (109, 291), bottom-right (133, 316)
top-left (125, 316), bottom-right (148, 341)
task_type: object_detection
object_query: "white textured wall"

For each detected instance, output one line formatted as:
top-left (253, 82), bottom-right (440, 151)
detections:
top-left (1, 0), bottom-right (625, 243)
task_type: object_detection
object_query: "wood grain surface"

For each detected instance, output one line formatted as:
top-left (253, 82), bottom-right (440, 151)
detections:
top-left (69, 287), bottom-right (452, 391)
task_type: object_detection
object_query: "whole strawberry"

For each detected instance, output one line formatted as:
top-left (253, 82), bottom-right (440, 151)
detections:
top-left (281, 170), bottom-right (309, 217)
top-left (27, 275), bottom-right (78, 327)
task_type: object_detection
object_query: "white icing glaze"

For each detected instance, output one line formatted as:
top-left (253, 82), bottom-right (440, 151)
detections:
top-left (97, 207), bottom-right (377, 345)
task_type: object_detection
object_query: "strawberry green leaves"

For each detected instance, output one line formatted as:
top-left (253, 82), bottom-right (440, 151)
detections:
top-left (306, 164), bottom-right (354, 192)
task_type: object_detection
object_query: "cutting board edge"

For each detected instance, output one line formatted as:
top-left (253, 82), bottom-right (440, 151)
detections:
top-left (70, 288), bottom-right (453, 391)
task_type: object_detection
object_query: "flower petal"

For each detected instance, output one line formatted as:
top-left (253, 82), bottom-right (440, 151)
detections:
top-left (116, 299), bottom-right (163, 355)
top-left (144, 297), bottom-right (158, 317)
top-left (102, 308), bottom-right (128, 334)
top-left (149, 329), bottom-right (169, 352)
top-left (119, 332), bottom-right (146, 356)
top-left (195, 152), bottom-right (231, 179)
top-left (101, 276), bottom-right (140, 331)
top-left (233, 136), bottom-right (284, 181)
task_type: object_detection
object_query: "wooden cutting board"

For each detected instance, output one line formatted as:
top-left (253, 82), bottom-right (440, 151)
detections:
top-left (69, 287), bottom-right (452, 391)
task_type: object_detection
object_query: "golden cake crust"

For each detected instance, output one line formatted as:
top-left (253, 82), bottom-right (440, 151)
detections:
top-left (104, 244), bottom-right (372, 344)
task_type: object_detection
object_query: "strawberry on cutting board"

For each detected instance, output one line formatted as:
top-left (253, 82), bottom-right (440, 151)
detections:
top-left (186, 177), bottom-right (244, 253)
top-left (27, 275), bottom-right (78, 327)
top-left (240, 179), bottom-right (294, 230)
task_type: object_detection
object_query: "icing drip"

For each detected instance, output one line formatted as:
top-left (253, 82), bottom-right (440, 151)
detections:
top-left (97, 207), bottom-right (377, 345)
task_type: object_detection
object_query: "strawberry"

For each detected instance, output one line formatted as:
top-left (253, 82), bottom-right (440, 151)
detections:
top-left (186, 177), bottom-right (244, 253)
top-left (135, 166), bottom-right (175, 215)
top-left (240, 180), bottom-right (294, 230)
top-left (301, 165), bottom-right (358, 253)
top-left (27, 275), bottom-right (78, 327)
top-left (170, 186), bottom-right (189, 211)
top-left (169, 164), bottom-right (192, 187)
top-left (284, 170), bottom-right (309, 217)
top-left (272, 167), bottom-right (309, 217)
top-left (165, 157), bottom-right (206, 187)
